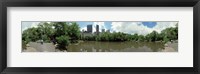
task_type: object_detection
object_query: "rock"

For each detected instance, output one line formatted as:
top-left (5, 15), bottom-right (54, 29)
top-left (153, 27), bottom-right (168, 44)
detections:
top-left (164, 43), bottom-right (168, 47)
top-left (55, 44), bottom-right (58, 47)
top-left (175, 40), bottom-right (178, 43)
top-left (24, 47), bottom-right (37, 52)
top-left (162, 47), bottom-right (176, 52)
top-left (26, 44), bottom-right (30, 47)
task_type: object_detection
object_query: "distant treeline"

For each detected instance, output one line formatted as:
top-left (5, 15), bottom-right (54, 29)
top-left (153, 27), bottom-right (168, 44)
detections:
top-left (83, 26), bottom-right (178, 43)
top-left (22, 22), bottom-right (178, 49)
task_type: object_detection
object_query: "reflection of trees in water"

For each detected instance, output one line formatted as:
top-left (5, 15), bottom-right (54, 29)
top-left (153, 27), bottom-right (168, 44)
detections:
top-left (140, 42), bottom-right (164, 52)
top-left (67, 41), bottom-right (165, 52)
top-left (56, 46), bottom-right (67, 52)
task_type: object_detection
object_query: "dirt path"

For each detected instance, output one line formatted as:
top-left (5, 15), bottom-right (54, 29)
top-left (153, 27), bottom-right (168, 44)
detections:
top-left (24, 42), bottom-right (56, 52)
top-left (162, 42), bottom-right (178, 52)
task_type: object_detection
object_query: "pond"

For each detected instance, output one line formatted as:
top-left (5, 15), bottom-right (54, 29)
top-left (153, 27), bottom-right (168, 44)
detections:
top-left (67, 41), bottom-right (166, 52)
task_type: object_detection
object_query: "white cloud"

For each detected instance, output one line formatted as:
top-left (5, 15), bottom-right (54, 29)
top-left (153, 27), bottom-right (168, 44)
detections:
top-left (92, 22), bottom-right (107, 33)
top-left (80, 27), bottom-right (87, 32)
top-left (22, 26), bottom-right (29, 32)
top-left (22, 22), bottom-right (40, 31)
top-left (111, 22), bottom-right (177, 35)
top-left (153, 22), bottom-right (177, 33)
top-left (31, 22), bottom-right (40, 28)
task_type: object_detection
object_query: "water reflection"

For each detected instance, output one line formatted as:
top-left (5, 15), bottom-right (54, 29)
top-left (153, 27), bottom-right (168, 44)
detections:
top-left (67, 41), bottom-right (165, 52)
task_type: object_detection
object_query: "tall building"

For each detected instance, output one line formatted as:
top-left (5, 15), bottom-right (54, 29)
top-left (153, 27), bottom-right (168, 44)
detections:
top-left (106, 29), bottom-right (110, 33)
top-left (102, 29), bottom-right (105, 33)
top-left (87, 25), bottom-right (92, 33)
top-left (96, 25), bottom-right (99, 34)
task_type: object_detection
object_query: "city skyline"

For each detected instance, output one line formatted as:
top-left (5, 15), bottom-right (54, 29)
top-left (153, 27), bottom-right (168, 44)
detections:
top-left (22, 21), bottom-right (178, 35)
top-left (82, 24), bottom-right (110, 33)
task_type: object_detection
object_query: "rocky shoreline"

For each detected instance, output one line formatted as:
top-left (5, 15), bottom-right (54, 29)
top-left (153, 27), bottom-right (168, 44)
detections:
top-left (161, 40), bottom-right (178, 52)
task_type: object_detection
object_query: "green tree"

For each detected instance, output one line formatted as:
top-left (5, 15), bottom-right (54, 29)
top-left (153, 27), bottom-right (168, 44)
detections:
top-left (56, 35), bottom-right (70, 48)
top-left (132, 33), bottom-right (139, 41)
top-left (52, 22), bottom-right (69, 37)
top-left (68, 22), bottom-right (81, 43)
top-left (138, 35), bottom-right (145, 42)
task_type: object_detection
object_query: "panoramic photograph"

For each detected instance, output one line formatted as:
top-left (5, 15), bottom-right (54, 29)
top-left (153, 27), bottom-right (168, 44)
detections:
top-left (22, 21), bottom-right (178, 52)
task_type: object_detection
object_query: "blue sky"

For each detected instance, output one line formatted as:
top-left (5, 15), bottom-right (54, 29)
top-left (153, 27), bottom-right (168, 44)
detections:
top-left (77, 21), bottom-right (156, 30)
top-left (22, 21), bottom-right (177, 35)
top-left (142, 22), bottom-right (157, 28)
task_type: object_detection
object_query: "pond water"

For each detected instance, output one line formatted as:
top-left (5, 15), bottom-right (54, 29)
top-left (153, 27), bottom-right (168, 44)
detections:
top-left (67, 41), bottom-right (165, 52)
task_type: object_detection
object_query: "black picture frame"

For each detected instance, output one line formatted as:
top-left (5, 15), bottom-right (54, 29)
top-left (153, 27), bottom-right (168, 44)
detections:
top-left (0, 0), bottom-right (199, 74)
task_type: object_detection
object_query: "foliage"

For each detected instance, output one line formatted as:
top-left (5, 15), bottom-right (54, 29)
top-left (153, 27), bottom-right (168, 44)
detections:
top-left (56, 35), bottom-right (70, 48)
top-left (22, 22), bottom-right (81, 49)
top-left (68, 22), bottom-right (81, 43)
top-left (22, 40), bottom-right (27, 50)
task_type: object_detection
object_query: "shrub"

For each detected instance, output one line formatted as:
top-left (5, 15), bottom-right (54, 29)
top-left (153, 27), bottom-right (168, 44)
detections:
top-left (56, 35), bottom-right (70, 48)
top-left (22, 40), bottom-right (27, 50)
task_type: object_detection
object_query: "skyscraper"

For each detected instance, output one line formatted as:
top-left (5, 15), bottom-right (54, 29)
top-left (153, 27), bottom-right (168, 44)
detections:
top-left (96, 25), bottom-right (99, 34)
top-left (102, 29), bottom-right (105, 33)
top-left (106, 29), bottom-right (110, 33)
top-left (87, 25), bottom-right (93, 33)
